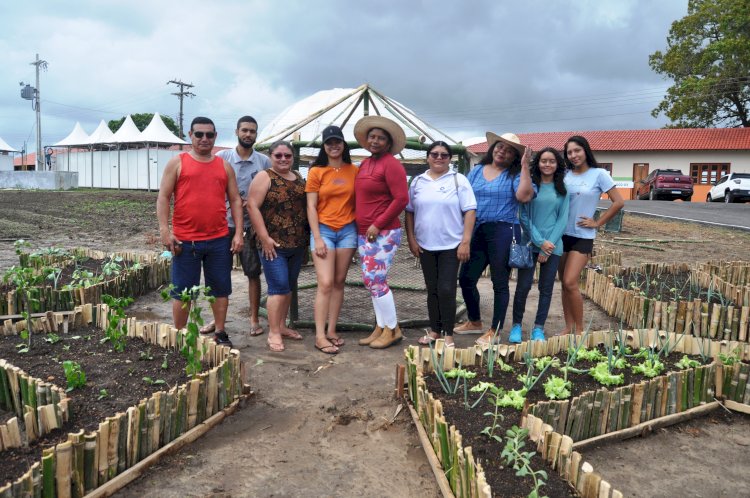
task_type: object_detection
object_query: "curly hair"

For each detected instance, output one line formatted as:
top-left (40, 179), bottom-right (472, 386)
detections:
top-left (531, 147), bottom-right (566, 196)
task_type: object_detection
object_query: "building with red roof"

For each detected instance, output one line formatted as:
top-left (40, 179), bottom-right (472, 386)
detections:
top-left (467, 128), bottom-right (750, 201)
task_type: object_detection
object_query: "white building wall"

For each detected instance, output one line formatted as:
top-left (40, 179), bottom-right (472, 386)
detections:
top-left (0, 154), bottom-right (13, 171)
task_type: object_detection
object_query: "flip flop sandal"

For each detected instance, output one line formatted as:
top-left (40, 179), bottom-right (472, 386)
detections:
top-left (417, 334), bottom-right (438, 345)
top-left (281, 329), bottom-right (303, 341)
top-left (249, 324), bottom-right (265, 336)
top-left (267, 338), bottom-right (285, 352)
top-left (326, 336), bottom-right (345, 347)
top-left (475, 333), bottom-right (501, 347)
top-left (315, 343), bottom-right (339, 355)
top-left (200, 321), bottom-right (216, 335)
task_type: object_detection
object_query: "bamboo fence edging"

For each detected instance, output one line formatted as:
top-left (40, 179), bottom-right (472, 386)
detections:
top-left (3, 248), bottom-right (171, 316)
top-left (405, 330), bottom-right (750, 498)
top-left (0, 303), bottom-right (245, 497)
top-left (406, 403), bottom-right (456, 498)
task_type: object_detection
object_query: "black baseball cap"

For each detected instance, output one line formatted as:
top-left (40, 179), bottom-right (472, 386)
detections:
top-left (321, 125), bottom-right (345, 144)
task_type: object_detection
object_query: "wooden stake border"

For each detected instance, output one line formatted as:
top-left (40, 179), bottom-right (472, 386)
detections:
top-left (0, 304), bottom-right (246, 496)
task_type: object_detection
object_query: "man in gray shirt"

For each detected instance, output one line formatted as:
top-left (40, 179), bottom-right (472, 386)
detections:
top-left (201, 115), bottom-right (271, 337)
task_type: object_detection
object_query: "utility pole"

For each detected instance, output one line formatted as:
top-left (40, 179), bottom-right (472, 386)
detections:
top-left (21, 54), bottom-right (48, 170)
top-left (167, 79), bottom-right (195, 139)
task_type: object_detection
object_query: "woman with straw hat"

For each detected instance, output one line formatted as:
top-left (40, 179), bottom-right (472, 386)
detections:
top-left (353, 116), bottom-right (409, 349)
top-left (453, 132), bottom-right (535, 346)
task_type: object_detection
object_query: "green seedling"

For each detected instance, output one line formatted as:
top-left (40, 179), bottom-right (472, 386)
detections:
top-left (676, 355), bottom-right (700, 370)
top-left (718, 348), bottom-right (742, 366)
top-left (590, 362), bottom-right (624, 386)
top-left (632, 358), bottom-right (665, 378)
top-left (142, 377), bottom-right (167, 386)
top-left (101, 294), bottom-right (133, 352)
top-left (472, 382), bottom-right (505, 440)
top-left (161, 354), bottom-right (169, 370)
top-left (62, 361), bottom-right (86, 391)
top-left (139, 349), bottom-right (154, 361)
top-left (543, 375), bottom-right (572, 400)
top-left (501, 426), bottom-right (548, 498)
top-left (97, 389), bottom-right (109, 400)
top-left (44, 333), bottom-right (61, 344)
top-left (3, 264), bottom-right (46, 351)
top-left (161, 284), bottom-right (214, 378)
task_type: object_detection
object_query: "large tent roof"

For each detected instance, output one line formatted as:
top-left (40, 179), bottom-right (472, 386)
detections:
top-left (53, 122), bottom-right (90, 147)
top-left (258, 84), bottom-right (460, 161)
top-left (140, 113), bottom-right (187, 145)
top-left (0, 136), bottom-right (18, 152)
top-left (111, 115), bottom-right (144, 144)
top-left (87, 120), bottom-right (115, 145)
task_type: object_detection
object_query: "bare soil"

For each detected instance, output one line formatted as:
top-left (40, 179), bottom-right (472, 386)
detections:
top-left (1, 190), bottom-right (749, 497)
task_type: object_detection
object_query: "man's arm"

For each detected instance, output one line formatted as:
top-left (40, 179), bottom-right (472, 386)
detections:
top-left (224, 161), bottom-right (244, 254)
top-left (157, 156), bottom-right (181, 252)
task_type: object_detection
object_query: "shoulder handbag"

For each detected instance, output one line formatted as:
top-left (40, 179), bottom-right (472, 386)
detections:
top-left (508, 203), bottom-right (534, 269)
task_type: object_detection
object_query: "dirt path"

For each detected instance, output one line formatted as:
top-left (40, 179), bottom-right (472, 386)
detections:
top-left (1, 190), bottom-right (749, 497)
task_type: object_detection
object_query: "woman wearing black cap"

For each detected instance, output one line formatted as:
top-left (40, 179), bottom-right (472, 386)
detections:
top-left (305, 125), bottom-right (358, 354)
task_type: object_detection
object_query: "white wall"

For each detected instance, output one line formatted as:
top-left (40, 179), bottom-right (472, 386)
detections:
top-left (55, 147), bottom-right (182, 190)
top-left (0, 153), bottom-right (13, 171)
top-left (599, 150), bottom-right (750, 185)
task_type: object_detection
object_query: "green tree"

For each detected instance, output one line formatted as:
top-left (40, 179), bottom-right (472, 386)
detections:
top-left (108, 113), bottom-right (181, 136)
top-left (649, 0), bottom-right (750, 128)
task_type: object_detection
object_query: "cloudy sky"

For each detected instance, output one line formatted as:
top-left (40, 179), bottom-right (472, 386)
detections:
top-left (0, 0), bottom-right (687, 151)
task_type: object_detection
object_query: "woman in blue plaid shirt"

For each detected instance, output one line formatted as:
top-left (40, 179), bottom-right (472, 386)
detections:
top-left (453, 132), bottom-right (535, 346)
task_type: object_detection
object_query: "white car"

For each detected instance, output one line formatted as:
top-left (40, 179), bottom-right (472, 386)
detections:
top-left (707, 173), bottom-right (750, 203)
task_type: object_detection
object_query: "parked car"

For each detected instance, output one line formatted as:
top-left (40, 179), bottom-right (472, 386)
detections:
top-left (635, 169), bottom-right (694, 201)
top-left (706, 173), bottom-right (750, 203)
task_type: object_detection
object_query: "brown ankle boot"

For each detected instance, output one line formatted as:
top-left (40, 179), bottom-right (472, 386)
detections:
top-left (370, 325), bottom-right (403, 349)
top-left (359, 326), bottom-right (383, 346)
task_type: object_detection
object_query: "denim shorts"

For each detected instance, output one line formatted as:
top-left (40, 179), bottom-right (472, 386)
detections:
top-left (260, 247), bottom-right (305, 295)
top-left (311, 221), bottom-right (357, 250)
top-left (170, 235), bottom-right (232, 299)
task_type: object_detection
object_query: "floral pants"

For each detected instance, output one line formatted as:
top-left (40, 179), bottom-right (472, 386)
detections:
top-left (357, 228), bottom-right (402, 298)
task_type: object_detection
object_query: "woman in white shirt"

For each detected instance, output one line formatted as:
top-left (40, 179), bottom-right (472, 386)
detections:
top-left (405, 141), bottom-right (477, 347)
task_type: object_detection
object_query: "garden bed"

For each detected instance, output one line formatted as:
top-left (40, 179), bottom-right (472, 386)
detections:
top-left (404, 330), bottom-right (750, 498)
top-left (582, 260), bottom-right (750, 343)
top-left (1, 247), bottom-right (170, 315)
top-left (0, 303), bottom-right (244, 497)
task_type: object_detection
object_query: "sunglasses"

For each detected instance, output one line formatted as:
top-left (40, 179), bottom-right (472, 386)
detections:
top-left (193, 131), bottom-right (216, 139)
top-left (273, 153), bottom-right (293, 159)
top-left (428, 152), bottom-right (450, 159)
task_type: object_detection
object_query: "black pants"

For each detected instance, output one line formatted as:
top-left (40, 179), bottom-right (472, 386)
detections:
top-left (419, 248), bottom-right (460, 336)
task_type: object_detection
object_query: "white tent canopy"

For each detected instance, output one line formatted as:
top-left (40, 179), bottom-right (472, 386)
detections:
top-left (258, 84), bottom-right (460, 161)
top-left (87, 120), bottom-right (115, 145)
top-left (111, 115), bottom-right (144, 144)
top-left (0, 136), bottom-right (18, 152)
top-left (53, 122), bottom-right (90, 147)
top-left (140, 113), bottom-right (187, 145)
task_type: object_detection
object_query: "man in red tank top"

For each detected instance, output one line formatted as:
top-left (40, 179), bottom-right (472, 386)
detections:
top-left (156, 117), bottom-right (244, 347)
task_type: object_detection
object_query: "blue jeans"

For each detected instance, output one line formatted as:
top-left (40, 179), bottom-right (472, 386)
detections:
top-left (311, 221), bottom-right (358, 250)
top-left (458, 222), bottom-right (519, 331)
top-left (259, 247), bottom-right (305, 295)
top-left (512, 253), bottom-right (560, 328)
top-left (170, 236), bottom-right (232, 299)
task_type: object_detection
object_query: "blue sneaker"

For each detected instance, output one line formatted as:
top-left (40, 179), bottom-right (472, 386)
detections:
top-left (531, 327), bottom-right (546, 341)
top-left (509, 324), bottom-right (522, 344)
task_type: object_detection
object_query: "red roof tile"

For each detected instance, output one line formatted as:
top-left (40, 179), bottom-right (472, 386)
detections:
top-left (467, 128), bottom-right (750, 155)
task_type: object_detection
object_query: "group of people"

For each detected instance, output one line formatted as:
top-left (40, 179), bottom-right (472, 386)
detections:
top-left (157, 114), bottom-right (623, 354)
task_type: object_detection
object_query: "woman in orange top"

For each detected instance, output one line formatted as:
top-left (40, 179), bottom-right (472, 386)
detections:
top-left (306, 125), bottom-right (358, 354)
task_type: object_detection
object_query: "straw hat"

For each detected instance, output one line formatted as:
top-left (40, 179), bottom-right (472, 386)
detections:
top-left (354, 116), bottom-right (407, 155)
top-left (485, 132), bottom-right (526, 156)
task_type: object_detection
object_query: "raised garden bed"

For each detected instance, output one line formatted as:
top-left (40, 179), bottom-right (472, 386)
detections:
top-left (2, 247), bottom-right (170, 315)
top-left (0, 303), bottom-right (245, 497)
top-left (403, 330), bottom-right (750, 498)
top-left (582, 260), bottom-right (750, 343)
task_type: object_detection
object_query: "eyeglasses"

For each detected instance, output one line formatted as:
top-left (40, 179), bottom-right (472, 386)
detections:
top-left (193, 131), bottom-right (216, 139)
top-left (428, 152), bottom-right (450, 159)
top-left (273, 153), bottom-right (293, 159)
